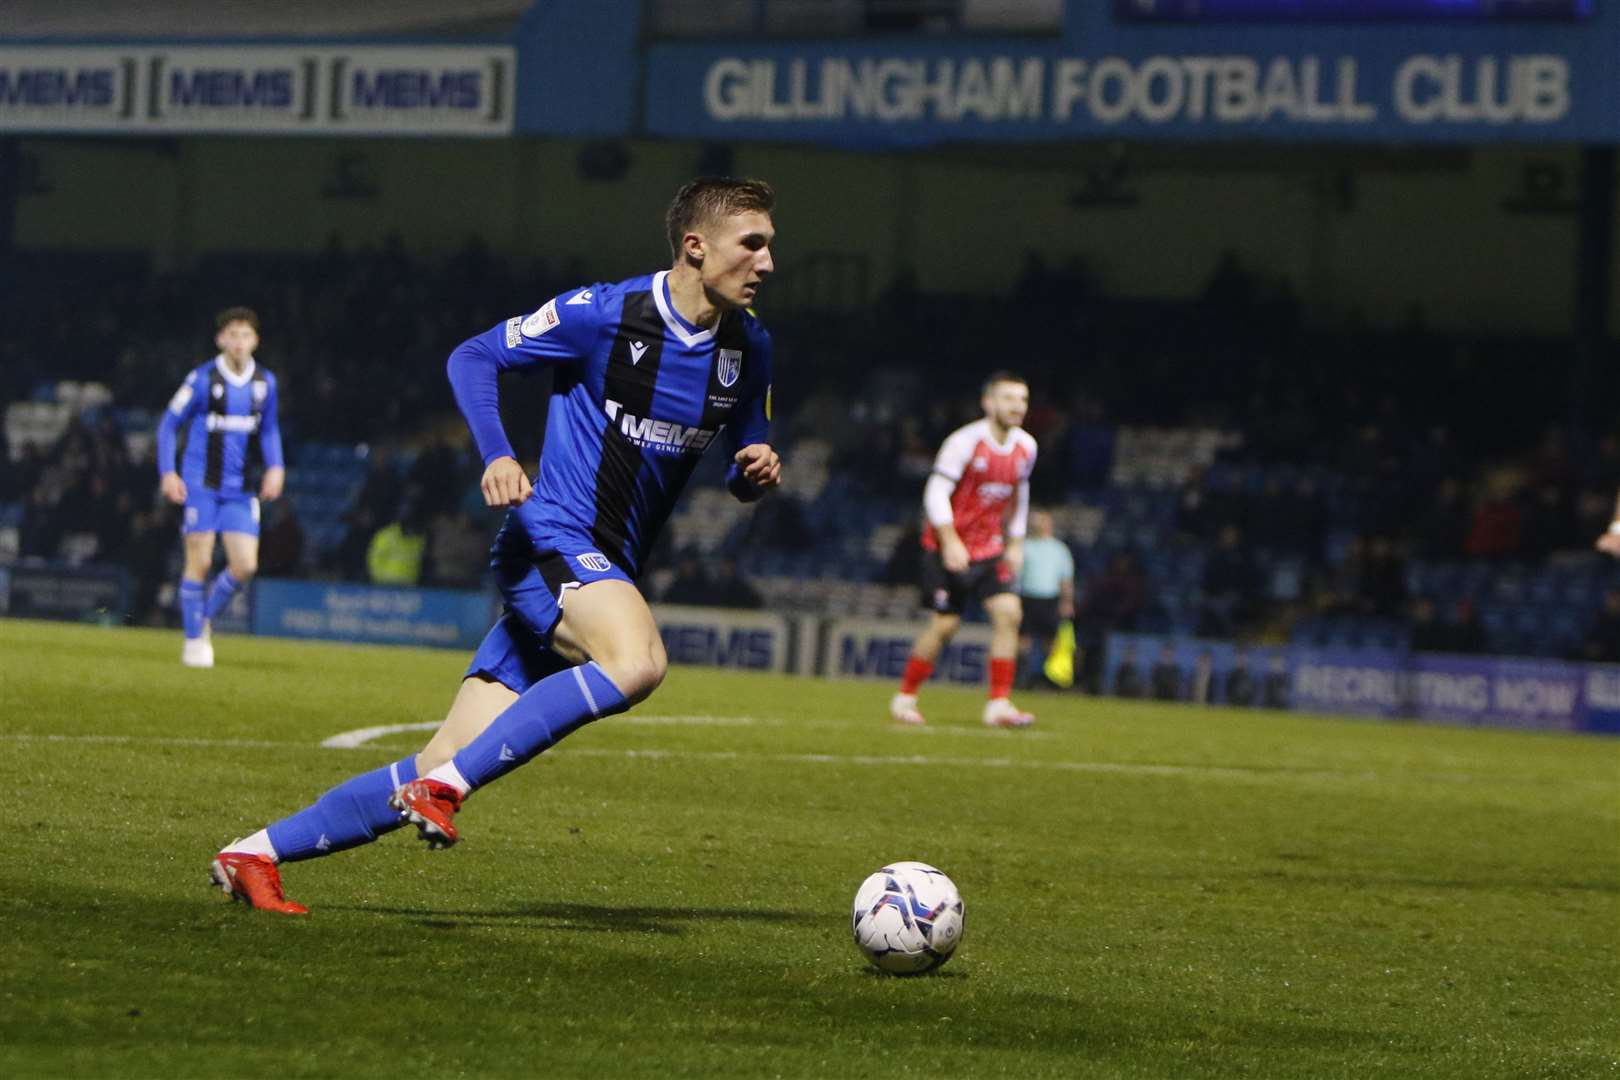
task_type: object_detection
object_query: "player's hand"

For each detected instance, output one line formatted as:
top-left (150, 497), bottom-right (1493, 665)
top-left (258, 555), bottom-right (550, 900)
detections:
top-left (941, 536), bottom-right (970, 574)
top-left (735, 444), bottom-right (782, 490)
top-left (259, 466), bottom-right (285, 502)
top-left (481, 455), bottom-right (533, 508)
top-left (160, 471), bottom-right (187, 505)
top-left (1597, 530), bottom-right (1620, 557)
top-left (1002, 541), bottom-right (1024, 580)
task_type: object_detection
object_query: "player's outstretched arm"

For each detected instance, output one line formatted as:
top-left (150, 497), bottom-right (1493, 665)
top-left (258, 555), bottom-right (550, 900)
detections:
top-left (728, 444), bottom-right (781, 503)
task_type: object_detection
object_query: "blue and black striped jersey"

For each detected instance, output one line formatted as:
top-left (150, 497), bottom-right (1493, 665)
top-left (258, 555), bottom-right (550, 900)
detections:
top-left (156, 356), bottom-right (284, 493)
top-left (448, 271), bottom-right (773, 577)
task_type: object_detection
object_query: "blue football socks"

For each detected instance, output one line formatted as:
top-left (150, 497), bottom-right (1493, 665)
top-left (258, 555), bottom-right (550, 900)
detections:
top-left (204, 571), bottom-right (242, 622)
top-left (179, 580), bottom-right (206, 639)
top-left (451, 662), bottom-right (628, 790)
top-left (267, 755), bottom-right (419, 863)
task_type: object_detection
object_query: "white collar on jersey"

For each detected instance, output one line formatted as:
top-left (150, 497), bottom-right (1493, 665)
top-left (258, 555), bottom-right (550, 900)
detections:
top-left (974, 418), bottom-right (1025, 454)
top-left (214, 354), bottom-right (257, 387)
top-left (652, 270), bottom-right (716, 349)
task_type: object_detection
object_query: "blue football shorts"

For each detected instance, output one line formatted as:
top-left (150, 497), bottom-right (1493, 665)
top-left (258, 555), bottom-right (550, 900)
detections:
top-left (465, 513), bottom-right (633, 693)
top-left (183, 490), bottom-right (260, 537)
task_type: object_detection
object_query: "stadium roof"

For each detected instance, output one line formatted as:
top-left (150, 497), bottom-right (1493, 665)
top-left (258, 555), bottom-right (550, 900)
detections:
top-left (2, 0), bottom-right (533, 39)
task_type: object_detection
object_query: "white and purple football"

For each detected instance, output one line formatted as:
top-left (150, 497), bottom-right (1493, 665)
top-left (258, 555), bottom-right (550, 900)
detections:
top-left (850, 861), bottom-right (964, 975)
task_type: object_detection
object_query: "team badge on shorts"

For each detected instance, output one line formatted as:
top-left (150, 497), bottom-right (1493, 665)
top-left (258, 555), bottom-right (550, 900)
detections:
top-left (717, 348), bottom-right (742, 388)
top-left (574, 552), bottom-right (612, 574)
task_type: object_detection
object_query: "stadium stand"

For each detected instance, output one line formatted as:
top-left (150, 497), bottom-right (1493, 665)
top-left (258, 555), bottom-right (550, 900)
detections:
top-left (7, 246), bottom-right (1620, 661)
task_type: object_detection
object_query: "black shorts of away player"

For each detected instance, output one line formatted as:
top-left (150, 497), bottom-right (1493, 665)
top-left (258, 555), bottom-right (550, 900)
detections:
top-left (919, 549), bottom-right (1016, 616)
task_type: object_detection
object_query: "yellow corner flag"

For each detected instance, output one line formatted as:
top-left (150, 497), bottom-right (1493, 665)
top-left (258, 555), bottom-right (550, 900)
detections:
top-left (1043, 620), bottom-right (1076, 689)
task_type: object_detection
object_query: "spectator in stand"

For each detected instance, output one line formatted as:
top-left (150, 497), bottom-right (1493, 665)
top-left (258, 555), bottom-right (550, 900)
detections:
top-left (1015, 510), bottom-right (1074, 689)
top-left (1409, 597), bottom-right (1451, 654)
top-left (1413, 477), bottom-right (1470, 561)
top-left (366, 504), bottom-right (427, 586)
top-left (1150, 642), bottom-right (1182, 702)
top-left (1225, 649), bottom-right (1257, 706)
top-left (1075, 552), bottom-right (1145, 692)
top-left (1581, 589), bottom-right (1620, 664)
top-left (711, 558), bottom-right (764, 610)
top-left (1112, 642), bottom-right (1144, 699)
top-left (1446, 597), bottom-right (1488, 655)
top-left (1189, 650), bottom-right (1216, 705)
top-left (18, 486), bottom-right (62, 560)
top-left (1173, 465), bottom-right (1218, 543)
top-left (1199, 524), bottom-right (1260, 636)
top-left (1361, 537), bottom-right (1408, 619)
top-left (258, 497), bottom-right (307, 578)
top-left (1261, 654), bottom-right (1290, 709)
top-left (1519, 485), bottom-right (1575, 564)
top-left (1464, 475), bottom-right (1524, 560)
top-left (661, 551), bottom-right (714, 607)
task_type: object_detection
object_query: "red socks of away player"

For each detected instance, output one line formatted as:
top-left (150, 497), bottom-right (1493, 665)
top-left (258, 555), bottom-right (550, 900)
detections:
top-left (901, 656), bottom-right (1015, 699)
top-left (989, 657), bottom-right (1015, 701)
top-left (900, 656), bottom-right (934, 695)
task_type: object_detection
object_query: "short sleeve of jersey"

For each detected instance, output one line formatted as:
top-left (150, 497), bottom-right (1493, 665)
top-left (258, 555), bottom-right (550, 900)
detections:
top-left (497, 285), bottom-right (603, 367)
top-left (932, 426), bottom-right (980, 483)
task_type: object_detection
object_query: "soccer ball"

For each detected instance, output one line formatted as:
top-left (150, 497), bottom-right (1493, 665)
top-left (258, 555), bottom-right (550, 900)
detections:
top-left (850, 861), bottom-right (964, 975)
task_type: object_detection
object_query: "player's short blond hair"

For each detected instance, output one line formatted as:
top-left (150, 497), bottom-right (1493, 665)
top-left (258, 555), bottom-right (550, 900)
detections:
top-left (666, 177), bottom-right (776, 259)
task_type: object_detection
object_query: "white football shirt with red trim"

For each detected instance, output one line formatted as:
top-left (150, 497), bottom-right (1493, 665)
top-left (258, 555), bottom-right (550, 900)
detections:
top-left (920, 418), bottom-right (1037, 562)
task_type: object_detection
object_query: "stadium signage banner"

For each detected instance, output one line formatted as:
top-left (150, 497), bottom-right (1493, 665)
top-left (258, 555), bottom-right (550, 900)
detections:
top-left (252, 580), bottom-right (494, 649)
top-left (1107, 634), bottom-right (1601, 733)
top-left (649, 48), bottom-right (1583, 143)
top-left (651, 603), bottom-right (799, 673)
top-left (644, 2), bottom-right (1619, 144)
top-left (823, 617), bottom-right (994, 684)
top-left (0, 564), bottom-right (126, 621)
top-left (0, 46), bottom-right (515, 135)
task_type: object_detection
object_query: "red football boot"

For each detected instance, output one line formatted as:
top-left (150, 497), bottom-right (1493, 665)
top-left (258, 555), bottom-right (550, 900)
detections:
top-left (389, 779), bottom-right (464, 849)
top-left (210, 851), bottom-right (309, 915)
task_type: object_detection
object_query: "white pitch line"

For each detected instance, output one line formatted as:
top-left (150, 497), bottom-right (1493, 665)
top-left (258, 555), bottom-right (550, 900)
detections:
top-left (1, 729), bottom-right (1368, 785)
top-left (321, 721), bottom-right (440, 749)
top-left (317, 715), bottom-right (770, 750)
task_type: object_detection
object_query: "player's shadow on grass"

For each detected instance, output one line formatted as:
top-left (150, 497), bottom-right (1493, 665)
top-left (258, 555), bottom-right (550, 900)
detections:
top-left (339, 901), bottom-right (827, 935)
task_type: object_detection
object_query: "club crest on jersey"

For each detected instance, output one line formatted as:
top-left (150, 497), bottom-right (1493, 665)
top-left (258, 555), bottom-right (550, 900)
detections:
top-left (575, 552), bottom-right (612, 573)
top-left (716, 348), bottom-right (742, 388)
top-left (522, 299), bottom-right (560, 339)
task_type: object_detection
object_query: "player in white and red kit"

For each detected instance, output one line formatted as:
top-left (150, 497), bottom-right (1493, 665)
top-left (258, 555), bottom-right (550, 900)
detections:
top-left (890, 372), bottom-right (1038, 728)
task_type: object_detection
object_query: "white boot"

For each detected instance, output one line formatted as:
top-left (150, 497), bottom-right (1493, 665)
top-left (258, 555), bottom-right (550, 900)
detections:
top-left (889, 692), bottom-right (926, 726)
top-left (982, 697), bottom-right (1034, 728)
top-left (182, 637), bottom-right (215, 668)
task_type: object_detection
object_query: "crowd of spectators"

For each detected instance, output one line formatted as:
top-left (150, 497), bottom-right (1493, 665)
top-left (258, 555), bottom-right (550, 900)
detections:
top-left (8, 242), bottom-right (1620, 657)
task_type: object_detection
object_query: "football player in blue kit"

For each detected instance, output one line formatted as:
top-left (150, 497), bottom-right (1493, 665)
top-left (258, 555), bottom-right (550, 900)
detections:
top-left (211, 178), bottom-right (782, 913)
top-left (156, 307), bottom-right (284, 669)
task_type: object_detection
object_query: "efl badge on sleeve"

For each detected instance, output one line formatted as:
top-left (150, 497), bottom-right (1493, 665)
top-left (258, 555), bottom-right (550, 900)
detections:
top-left (717, 348), bottom-right (742, 388)
top-left (522, 299), bottom-right (560, 338)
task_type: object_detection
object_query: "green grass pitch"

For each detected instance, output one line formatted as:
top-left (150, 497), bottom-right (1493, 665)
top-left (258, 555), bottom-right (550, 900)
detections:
top-left (1, 618), bottom-right (1616, 1079)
